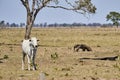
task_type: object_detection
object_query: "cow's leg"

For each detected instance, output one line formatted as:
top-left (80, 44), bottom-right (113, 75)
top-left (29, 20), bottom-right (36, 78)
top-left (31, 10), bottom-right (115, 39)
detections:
top-left (32, 57), bottom-right (37, 70)
top-left (27, 55), bottom-right (31, 70)
top-left (32, 52), bottom-right (37, 70)
top-left (22, 52), bottom-right (26, 70)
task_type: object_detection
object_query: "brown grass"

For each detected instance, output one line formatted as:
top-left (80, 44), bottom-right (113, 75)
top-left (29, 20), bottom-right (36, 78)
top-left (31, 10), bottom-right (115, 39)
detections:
top-left (0, 27), bottom-right (120, 80)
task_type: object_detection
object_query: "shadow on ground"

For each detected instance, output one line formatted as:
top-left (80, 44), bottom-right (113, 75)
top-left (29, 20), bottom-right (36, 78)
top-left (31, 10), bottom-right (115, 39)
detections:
top-left (80, 56), bottom-right (118, 61)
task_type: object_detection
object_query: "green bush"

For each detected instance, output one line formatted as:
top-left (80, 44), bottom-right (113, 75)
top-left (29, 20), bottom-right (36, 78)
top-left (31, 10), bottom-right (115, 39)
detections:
top-left (3, 55), bottom-right (9, 59)
top-left (51, 52), bottom-right (58, 60)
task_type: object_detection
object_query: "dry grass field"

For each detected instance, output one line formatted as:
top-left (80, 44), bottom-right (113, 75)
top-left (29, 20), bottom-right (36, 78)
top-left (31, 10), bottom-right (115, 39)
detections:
top-left (0, 27), bottom-right (120, 80)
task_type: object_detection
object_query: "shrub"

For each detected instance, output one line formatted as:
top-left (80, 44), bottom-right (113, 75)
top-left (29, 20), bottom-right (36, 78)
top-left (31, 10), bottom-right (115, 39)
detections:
top-left (3, 55), bottom-right (9, 59)
top-left (51, 52), bottom-right (58, 60)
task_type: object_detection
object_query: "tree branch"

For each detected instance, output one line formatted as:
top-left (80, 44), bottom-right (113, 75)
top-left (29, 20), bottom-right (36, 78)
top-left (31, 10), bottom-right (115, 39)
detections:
top-left (32, 0), bottom-right (51, 21)
top-left (47, 5), bottom-right (85, 14)
top-left (42, 0), bottom-right (51, 7)
top-left (47, 5), bottom-right (74, 10)
top-left (32, 0), bottom-right (35, 13)
top-left (20, 0), bottom-right (26, 7)
top-left (65, 0), bottom-right (75, 8)
top-left (21, 0), bottom-right (30, 13)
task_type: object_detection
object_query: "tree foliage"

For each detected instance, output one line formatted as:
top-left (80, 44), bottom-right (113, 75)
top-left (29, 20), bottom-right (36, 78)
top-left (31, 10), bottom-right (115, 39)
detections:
top-left (106, 11), bottom-right (120, 28)
top-left (20, 0), bottom-right (96, 39)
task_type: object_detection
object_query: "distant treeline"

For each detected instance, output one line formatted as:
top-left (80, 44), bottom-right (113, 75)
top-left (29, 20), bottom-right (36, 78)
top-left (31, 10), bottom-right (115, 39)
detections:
top-left (0, 20), bottom-right (117, 28)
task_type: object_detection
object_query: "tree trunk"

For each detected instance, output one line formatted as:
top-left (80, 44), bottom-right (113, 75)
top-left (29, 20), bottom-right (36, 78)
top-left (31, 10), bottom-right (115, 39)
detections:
top-left (24, 13), bottom-right (34, 39)
top-left (25, 23), bottom-right (32, 39)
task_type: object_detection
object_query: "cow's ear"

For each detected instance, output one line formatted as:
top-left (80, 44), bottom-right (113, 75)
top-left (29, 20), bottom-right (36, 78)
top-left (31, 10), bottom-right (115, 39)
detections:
top-left (37, 40), bottom-right (39, 42)
top-left (29, 39), bottom-right (32, 42)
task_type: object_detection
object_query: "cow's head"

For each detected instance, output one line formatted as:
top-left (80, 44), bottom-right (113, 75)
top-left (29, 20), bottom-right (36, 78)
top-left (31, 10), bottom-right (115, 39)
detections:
top-left (29, 37), bottom-right (39, 48)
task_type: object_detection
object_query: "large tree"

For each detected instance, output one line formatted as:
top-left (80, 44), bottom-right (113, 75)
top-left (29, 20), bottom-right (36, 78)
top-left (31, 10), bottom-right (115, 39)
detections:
top-left (20, 0), bottom-right (96, 39)
top-left (106, 11), bottom-right (120, 28)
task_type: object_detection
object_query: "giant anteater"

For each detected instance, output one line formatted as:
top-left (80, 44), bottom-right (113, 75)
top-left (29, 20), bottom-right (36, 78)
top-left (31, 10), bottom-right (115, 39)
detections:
top-left (74, 44), bottom-right (92, 52)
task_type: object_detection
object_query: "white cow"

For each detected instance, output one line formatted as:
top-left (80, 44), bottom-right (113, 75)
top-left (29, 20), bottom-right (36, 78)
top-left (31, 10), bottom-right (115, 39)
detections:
top-left (22, 37), bottom-right (39, 70)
